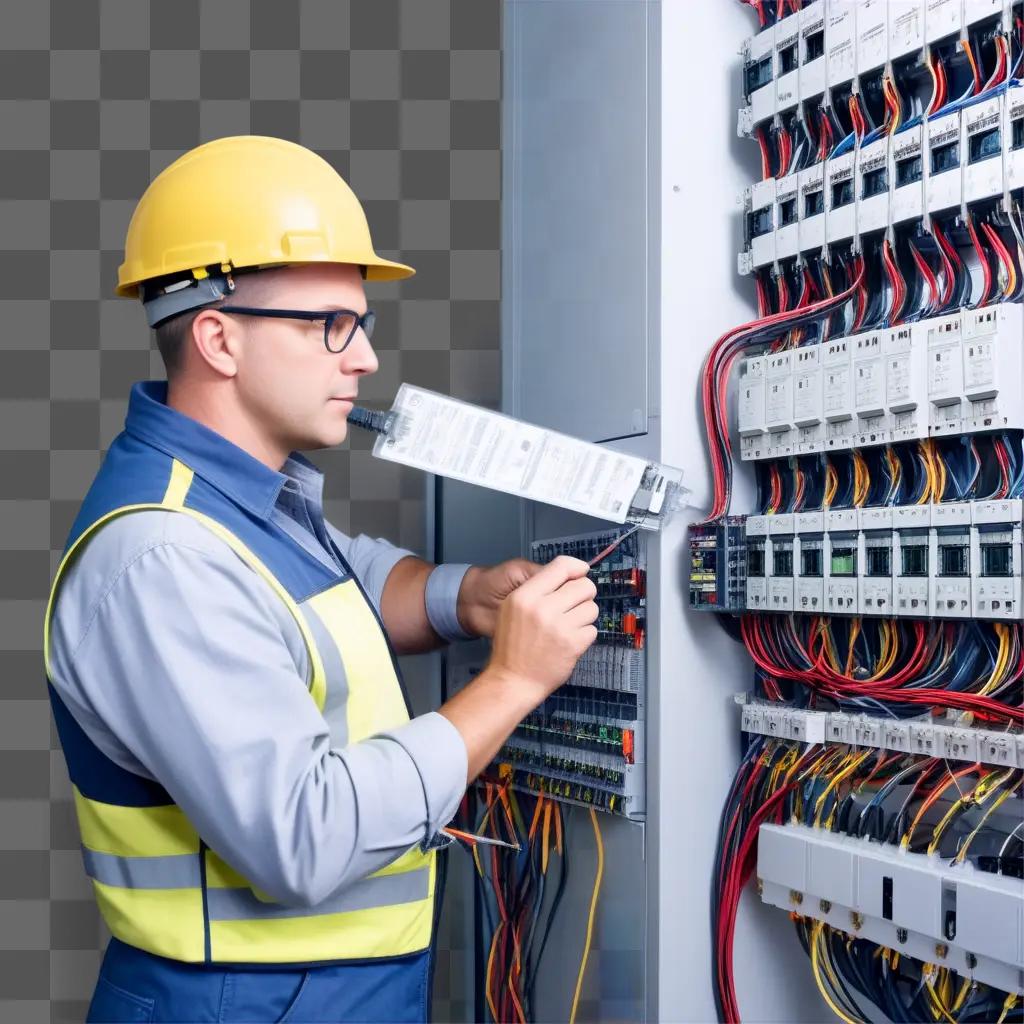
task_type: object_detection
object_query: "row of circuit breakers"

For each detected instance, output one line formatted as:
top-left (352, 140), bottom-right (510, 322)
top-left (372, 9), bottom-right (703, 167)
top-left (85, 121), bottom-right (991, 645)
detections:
top-left (737, 303), bottom-right (1022, 461)
top-left (690, 497), bottom-right (1021, 618)
top-left (742, 1), bottom-right (1024, 271)
top-left (493, 529), bottom-right (647, 819)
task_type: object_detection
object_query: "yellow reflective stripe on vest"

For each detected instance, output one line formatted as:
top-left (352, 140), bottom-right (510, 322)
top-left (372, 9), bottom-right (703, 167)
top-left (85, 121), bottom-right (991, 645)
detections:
top-left (93, 882), bottom-right (207, 963)
top-left (307, 583), bottom-right (409, 741)
top-left (44, 458), bottom-right (327, 712)
top-left (207, 855), bottom-right (437, 964)
top-left (74, 786), bottom-right (199, 858)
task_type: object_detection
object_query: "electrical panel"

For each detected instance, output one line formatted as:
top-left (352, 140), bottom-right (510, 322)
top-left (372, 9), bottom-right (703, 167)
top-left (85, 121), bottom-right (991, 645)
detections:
top-left (738, 305), bottom-right (1024, 458)
top-left (494, 528), bottom-right (646, 818)
top-left (702, 2), bottom-right (1024, 1017)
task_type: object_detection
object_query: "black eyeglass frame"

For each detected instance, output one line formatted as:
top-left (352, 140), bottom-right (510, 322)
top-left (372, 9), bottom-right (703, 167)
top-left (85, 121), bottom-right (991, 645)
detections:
top-left (216, 305), bottom-right (376, 354)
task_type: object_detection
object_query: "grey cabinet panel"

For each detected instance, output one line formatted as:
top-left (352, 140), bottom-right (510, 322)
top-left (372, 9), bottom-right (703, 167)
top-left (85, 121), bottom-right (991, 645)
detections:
top-left (504, 0), bottom-right (653, 441)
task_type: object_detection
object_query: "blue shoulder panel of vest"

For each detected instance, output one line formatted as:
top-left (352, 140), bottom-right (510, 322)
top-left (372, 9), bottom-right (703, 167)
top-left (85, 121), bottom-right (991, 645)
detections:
top-left (48, 682), bottom-right (174, 807)
top-left (182, 473), bottom-right (342, 601)
top-left (65, 431), bottom-right (345, 603)
top-left (64, 433), bottom-right (172, 556)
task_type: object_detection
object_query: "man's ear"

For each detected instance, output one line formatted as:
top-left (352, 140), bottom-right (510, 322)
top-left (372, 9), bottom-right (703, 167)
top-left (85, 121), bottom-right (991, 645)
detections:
top-left (189, 309), bottom-right (241, 380)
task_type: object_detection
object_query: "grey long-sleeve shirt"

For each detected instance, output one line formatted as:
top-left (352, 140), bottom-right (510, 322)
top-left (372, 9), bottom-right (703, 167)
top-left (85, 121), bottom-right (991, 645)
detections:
top-left (48, 452), bottom-right (474, 908)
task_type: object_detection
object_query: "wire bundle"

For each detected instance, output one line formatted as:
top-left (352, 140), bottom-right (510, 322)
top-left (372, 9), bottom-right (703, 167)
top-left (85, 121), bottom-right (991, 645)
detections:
top-left (712, 736), bottom-right (1024, 1023)
top-left (742, 615), bottom-right (1023, 723)
top-left (467, 783), bottom-right (603, 1024)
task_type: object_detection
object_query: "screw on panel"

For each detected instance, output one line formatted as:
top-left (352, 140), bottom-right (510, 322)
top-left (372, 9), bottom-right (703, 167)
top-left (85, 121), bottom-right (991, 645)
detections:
top-left (966, 953), bottom-right (978, 969)
top-left (819, 899), bottom-right (832, 914)
top-left (896, 928), bottom-right (908, 944)
top-left (756, 878), bottom-right (764, 895)
top-left (790, 890), bottom-right (804, 905)
top-left (935, 944), bottom-right (948, 959)
top-left (850, 912), bottom-right (864, 931)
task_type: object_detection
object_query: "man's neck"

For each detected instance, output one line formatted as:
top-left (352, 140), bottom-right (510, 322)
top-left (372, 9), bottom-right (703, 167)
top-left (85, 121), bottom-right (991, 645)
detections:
top-left (166, 380), bottom-right (289, 471)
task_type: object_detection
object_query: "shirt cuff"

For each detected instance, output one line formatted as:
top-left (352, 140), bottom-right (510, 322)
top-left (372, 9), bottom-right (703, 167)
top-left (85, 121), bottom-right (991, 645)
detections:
top-left (424, 563), bottom-right (475, 642)
top-left (378, 711), bottom-right (468, 844)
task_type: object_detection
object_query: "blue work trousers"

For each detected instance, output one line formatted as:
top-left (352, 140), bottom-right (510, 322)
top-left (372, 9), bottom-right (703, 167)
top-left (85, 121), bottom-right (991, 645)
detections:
top-left (85, 937), bottom-right (432, 1023)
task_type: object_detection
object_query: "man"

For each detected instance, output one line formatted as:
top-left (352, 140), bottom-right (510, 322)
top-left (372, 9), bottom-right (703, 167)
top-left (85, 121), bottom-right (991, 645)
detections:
top-left (44, 135), bottom-right (599, 1023)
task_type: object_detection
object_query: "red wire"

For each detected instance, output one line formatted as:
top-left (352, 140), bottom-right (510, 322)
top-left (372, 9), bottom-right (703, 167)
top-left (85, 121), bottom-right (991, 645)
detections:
top-left (776, 125), bottom-right (791, 178)
top-left (967, 214), bottom-right (994, 307)
top-left (740, 616), bottom-right (1023, 722)
top-left (994, 438), bottom-right (1010, 499)
top-left (755, 124), bottom-right (772, 181)
top-left (909, 240), bottom-right (939, 314)
top-left (982, 222), bottom-right (1016, 299)
top-left (818, 110), bottom-right (832, 162)
top-left (882, 239), bottom-right (906, 325)
top-left (932, 222), bottom-right (956, 310)
top-left (700, 267), bottom-right (865, 522)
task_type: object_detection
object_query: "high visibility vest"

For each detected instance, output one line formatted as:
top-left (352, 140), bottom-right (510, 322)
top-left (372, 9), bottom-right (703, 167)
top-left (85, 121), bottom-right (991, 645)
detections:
top-left (44, 456), bottom-right (436, 965)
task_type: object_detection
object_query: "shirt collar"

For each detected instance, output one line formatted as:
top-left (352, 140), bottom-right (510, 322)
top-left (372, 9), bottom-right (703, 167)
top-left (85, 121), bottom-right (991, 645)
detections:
top-left (124, 380), bottom-right (325, 520)
top-left (281, 451), bottom-right (327, 511)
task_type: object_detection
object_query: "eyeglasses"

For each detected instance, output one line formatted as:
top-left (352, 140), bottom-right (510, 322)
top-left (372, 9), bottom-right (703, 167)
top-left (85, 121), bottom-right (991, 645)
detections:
top-left (216, 306), bottom-right (376, 354)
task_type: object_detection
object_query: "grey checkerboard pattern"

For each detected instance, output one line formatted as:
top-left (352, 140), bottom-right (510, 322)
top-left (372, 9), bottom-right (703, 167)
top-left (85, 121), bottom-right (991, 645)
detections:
top-left (0, 1), bottom-right (500, 1020)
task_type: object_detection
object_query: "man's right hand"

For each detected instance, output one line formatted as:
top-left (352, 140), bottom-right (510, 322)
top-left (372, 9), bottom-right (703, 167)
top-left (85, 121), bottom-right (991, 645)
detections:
top-left (486, 555), bottom-right (599, 701)
top-left (438, 555), bottom-right (600, 782)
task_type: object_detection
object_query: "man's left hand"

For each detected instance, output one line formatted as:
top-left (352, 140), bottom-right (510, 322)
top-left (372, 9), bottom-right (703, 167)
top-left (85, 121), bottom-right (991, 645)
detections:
top-left (456, 558), bottom-right (545, 638)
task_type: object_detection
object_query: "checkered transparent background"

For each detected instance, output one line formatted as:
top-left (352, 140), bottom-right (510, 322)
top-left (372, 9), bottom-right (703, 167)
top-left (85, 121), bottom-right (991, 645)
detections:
top-left (0, 1), bottom-right (500, 1020)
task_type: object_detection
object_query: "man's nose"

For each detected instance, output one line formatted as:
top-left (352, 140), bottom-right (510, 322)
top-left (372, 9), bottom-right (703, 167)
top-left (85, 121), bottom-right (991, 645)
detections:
top-left (342, 328), bottom-right (379, 375)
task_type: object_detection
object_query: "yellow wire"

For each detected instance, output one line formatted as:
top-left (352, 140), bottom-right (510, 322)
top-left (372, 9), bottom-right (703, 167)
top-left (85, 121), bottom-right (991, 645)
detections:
top-left (932, 440), bottom-right (946, 501)
top-left (845, 617), bottom-right (862, 677)
top-left (997, 993), bottom-right (1019, 1024)
top-left (954, 777), bottom-right (1021, 865)
top-left (888, 446), bottom-right (902, 499)
top-left (569, 808), bottom-right (604, 1024)
top-left (852, 450), bottom-right (869, 507)
top-left (952, 976), bottom-right (973, 1014)
top-left (927, 775), bottom-right (985, 856)
top-left (869, 620), bottom-right (900, 680)
top-left (980, 623), bottom-right (1010, 695)
top-left (824, 460), bottom-right (838, 508)
top-left (810, 922), bottom-right (864, 1024)
top-left (816, 750), bottom-right (872, 829)
top-left (485, 922), bottom-right (502, 1022)
top-left (903, 764), bottom-right (979, 850)
top-left (917, 440), bottom-right (935, 504)
top-left (924, 974), bottom-right (958, 1024)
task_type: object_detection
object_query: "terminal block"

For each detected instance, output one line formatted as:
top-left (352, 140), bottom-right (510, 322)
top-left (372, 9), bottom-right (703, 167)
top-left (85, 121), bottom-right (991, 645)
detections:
top-left (494, 528), bottom-right (648, 818)
top-left (738, 697), bottom-right (1024, 770)
top-left (689, 516), bottom-right (747, 612)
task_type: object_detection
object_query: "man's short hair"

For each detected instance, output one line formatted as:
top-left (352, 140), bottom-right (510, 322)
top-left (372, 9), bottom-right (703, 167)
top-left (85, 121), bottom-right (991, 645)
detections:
top-left (151, 264), bottom-right (368, 378)
top-left (152, 270), bottom-right (270, 378)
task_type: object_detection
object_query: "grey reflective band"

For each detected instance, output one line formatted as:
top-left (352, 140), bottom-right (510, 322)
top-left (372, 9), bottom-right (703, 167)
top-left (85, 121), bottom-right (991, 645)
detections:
top-left (141, 272), bottom-right (235, 328)
top-left (82, 847), bottom-right (203, 889)
top-left (207, 866), bottom-right (430, 921)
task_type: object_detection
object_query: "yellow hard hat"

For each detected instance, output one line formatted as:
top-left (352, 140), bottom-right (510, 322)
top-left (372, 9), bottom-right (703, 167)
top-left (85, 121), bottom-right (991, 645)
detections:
top-left (117, 135), bottom-right (414, 326)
